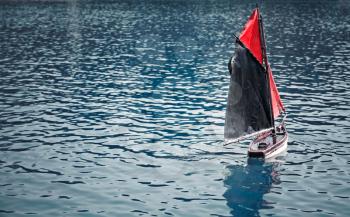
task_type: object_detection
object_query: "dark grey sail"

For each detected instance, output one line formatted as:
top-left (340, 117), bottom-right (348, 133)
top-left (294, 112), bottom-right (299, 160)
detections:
top-left (224, 40), bottom-right (272, 139)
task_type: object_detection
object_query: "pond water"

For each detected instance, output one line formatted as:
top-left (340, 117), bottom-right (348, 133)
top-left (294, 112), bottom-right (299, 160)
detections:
top-left (0, 0), bottom-right (349, 216)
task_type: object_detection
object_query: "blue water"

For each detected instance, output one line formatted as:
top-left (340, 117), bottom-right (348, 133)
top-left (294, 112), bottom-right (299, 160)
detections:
top-left (0, 0), bottom-right (349, 216)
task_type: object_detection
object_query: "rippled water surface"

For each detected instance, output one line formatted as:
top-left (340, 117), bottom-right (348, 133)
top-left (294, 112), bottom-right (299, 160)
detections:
top-left (1, 0), bottom-right (350, 216)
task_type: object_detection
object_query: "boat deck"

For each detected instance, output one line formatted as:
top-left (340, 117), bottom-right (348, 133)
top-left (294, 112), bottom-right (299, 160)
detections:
top-left (248, 130), bottom-right (288, 158)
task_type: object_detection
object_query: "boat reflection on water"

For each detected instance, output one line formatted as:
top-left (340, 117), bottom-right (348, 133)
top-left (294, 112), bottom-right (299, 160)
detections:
top-left (223, 158), bottom-right (282, 217)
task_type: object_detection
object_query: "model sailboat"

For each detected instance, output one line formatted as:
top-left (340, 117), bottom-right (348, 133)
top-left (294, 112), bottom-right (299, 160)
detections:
top-left (224, 8), bottom-right (288, 158)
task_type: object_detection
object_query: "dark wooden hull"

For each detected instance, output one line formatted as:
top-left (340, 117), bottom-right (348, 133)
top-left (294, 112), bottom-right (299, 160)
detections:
top-left (248, 129), bottom-right (288, 158)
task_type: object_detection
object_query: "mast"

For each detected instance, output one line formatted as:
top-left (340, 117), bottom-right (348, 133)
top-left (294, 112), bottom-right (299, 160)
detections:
top-left (257, 8), bottom-right (275, 134)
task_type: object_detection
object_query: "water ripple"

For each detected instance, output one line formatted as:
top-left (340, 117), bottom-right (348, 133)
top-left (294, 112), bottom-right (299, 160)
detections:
top-left (0, 0), bottom-right (349, 217)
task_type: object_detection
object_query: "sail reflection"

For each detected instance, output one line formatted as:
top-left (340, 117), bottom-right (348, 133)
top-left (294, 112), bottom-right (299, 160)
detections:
top-left (223, 158), bottom-right (281, 217)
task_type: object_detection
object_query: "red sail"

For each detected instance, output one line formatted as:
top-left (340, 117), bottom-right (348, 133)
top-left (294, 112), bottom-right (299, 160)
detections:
top-left (240, 9), bottom-right (285, 118)
top-left (268, 67), bottom-right (285, 118)
top-left (239, 9), bottom-right (263, 64)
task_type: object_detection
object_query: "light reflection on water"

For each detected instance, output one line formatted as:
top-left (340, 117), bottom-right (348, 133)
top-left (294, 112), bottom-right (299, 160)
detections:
top-left (0, 0), bottom-right (349, 216)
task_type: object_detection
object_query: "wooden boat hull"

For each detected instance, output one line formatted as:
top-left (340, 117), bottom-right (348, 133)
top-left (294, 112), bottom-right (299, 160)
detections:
top-left (248, 130), bottom-right (288, 159)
